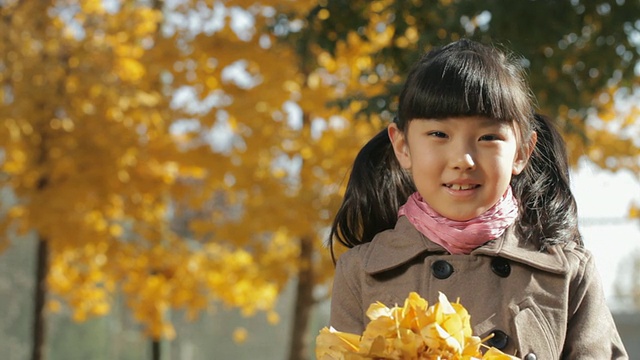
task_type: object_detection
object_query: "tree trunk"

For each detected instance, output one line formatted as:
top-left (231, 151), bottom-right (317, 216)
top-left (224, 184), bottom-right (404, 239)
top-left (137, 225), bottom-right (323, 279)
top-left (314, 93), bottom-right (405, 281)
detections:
top-left (287, 236), bottom-right (315, 360)
top-left (151, 339), bottom-right (161, 360)
top-left (31, 236), bottom-right (49, 360)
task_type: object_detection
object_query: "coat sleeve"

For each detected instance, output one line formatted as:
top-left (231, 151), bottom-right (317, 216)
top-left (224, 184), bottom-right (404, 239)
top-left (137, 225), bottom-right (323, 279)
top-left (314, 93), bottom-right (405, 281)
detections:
top-left (562, 250), bottom-right (628, 359)
top-left (329, 250), bottom-right (366, 334)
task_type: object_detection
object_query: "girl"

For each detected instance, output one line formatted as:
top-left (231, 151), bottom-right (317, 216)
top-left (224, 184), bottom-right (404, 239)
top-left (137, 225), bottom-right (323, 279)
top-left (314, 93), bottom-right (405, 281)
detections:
top-left (328, 39), bottom-right (628, 359)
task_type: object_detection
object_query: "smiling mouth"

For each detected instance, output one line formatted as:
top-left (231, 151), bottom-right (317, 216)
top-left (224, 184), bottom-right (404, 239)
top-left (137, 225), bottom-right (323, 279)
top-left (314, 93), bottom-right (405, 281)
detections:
top-left (445, 184), bottom-right (480, 190)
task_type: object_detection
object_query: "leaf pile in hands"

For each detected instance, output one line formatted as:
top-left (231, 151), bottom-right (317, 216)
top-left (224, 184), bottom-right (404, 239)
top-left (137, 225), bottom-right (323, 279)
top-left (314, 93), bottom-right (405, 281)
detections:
top-left (316, 292), bottom-right (519, 360)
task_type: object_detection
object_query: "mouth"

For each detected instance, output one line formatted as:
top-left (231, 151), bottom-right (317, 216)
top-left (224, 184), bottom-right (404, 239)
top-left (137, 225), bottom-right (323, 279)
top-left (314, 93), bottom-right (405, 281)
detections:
top-left (444, 184), bottom-right (480, 191)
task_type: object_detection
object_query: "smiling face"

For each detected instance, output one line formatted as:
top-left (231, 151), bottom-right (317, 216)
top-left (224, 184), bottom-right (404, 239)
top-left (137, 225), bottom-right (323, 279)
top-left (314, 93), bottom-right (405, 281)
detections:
top-left (389, 116), bottom-right (533, 221)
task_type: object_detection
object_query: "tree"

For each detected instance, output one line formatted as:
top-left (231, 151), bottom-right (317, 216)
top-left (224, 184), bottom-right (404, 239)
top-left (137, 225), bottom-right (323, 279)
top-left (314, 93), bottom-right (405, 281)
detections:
top-left (1, 1), bottom-right (382, 359)
top-left (3, 1), bottom-right (640, 360)
top-left (195, 1), bottom-right (403, 357)
top-left (0, 1), bottom-right (288, 359)
top-left (292, 0), bottom-right (640, 171)
top-left (210, 1), bottom-right (640, 357)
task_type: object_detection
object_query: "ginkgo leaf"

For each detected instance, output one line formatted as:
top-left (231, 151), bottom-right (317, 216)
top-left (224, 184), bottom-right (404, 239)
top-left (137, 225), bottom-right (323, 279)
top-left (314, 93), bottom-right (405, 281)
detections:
top-left (316, 292), bottom-right (519, 359)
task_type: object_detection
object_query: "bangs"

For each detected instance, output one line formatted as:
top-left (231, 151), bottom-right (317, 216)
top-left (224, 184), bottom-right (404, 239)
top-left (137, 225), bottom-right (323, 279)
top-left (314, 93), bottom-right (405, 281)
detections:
top-left (399, 42), bottom-right (531, 125)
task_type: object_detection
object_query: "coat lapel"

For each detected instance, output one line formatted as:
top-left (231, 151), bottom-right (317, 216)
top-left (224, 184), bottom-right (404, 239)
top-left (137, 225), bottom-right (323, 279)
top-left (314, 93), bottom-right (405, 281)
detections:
top-left (474, 228), bottom-right (569, 274)
top-left (363, 217), bottom-right (570, 275)
top-left (364, 217), bottom-right (444, 274)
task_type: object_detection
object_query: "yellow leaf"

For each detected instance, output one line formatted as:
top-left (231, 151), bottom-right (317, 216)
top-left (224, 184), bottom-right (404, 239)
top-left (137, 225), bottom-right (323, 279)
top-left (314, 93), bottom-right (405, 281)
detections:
top-left (116, 58), bottom-right (146, 82)
top-left (315, 292), bottom-right (518, 359)
top-left (47, 300), bottom-right (62, 313)
top-left (267, 311), bottom-right (280, 325)
top-left (233, 327), bottom-right (248, 344)
top-left (629, 203), bottom-right (640, 219)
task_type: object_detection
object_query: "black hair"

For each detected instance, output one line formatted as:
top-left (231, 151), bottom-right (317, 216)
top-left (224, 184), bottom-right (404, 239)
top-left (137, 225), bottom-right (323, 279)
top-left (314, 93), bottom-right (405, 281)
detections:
top-left (329, 39), bottom-right (581, 261)
top-left (396, 39), bottom-right (534, 139)
top-left (512, 113), bottom-right (583, 248)
top-left (329, 128), bottom-right (416, 256)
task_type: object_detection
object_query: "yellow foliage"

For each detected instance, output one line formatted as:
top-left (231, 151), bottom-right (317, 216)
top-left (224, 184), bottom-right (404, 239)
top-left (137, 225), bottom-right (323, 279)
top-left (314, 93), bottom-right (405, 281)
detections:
top-left (80, 0), bottom-right (107, 15)
top-left (316, 292), bottom-right (518, 360)
top-left (47, 300), bottom-right (62, 314)
top-left (0, 0), bottom-right (381, 342)
top-left (233, 327), bottom-right (249, 344)
top-left (267, 310), bottom-right (281, 325)
top-left (629, 203), bottom-right (640, 219)
top-left (226, 0), bottom-right (317, 15)
top-left (0, 0), bottom-right (635, 348)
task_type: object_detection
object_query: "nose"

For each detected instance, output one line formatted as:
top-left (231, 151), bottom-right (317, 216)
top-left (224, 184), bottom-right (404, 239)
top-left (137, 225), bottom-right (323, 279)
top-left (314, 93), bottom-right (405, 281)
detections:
top-left (450, 146), bottom-right (476, 171)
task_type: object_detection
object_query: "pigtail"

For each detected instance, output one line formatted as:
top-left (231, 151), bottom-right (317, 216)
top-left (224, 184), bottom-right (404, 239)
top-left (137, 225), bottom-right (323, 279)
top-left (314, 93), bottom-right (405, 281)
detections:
top-left (511, 114), bottom-right (582, 249)
top-left (329, 128), bottom-right (415, 262)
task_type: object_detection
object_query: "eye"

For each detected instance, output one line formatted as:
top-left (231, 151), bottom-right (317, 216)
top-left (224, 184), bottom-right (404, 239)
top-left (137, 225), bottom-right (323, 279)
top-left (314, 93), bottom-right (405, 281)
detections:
top-left (427, 131), bottom-right (448, 138)
top-left (479, 134), bottom-right (501, 141)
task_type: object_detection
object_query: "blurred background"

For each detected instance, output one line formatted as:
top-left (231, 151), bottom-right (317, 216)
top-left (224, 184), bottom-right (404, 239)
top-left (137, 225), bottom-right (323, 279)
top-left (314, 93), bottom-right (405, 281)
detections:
top-left (1, 0), bottom-right (639, 359)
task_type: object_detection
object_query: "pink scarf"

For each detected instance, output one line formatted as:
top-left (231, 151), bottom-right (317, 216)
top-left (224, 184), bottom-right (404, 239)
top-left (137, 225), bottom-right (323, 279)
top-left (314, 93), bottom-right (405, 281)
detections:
top-left (398, 187), bottom-right (519, 254)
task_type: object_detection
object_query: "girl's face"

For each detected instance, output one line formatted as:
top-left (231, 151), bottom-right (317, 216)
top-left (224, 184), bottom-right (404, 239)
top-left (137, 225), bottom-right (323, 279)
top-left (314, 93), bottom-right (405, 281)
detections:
top-left (389, 116), bottom-right (533, 221)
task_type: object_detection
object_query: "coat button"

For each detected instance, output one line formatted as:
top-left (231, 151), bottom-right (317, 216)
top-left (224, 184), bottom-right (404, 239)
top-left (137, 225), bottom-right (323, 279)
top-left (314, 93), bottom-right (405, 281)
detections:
top-left (486, 329), bottom-right (509, 350)
top-left (431, 260), bottom-right (454, 279)
top-left (491, 257), bottom-right (511, 277)
top-left (524, 353), bottom-right (537, 360)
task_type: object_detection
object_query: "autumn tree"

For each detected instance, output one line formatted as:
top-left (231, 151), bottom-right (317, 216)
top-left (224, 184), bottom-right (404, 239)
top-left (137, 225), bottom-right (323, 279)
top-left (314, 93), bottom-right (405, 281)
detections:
top-left (184, 2), bottom-right (640, 359)
top-left (265, 4), bottom-right (640, 356)
top-left (290, 0), bottom-right (640, 172)
top-left (180, 1), bottom-right (390, 358)
top-left (3, 1), bottom-right (640, 360)
top-left (0, 1), bottom-right (294, 359)
top-left (1, 1), bottom-right (385, 360)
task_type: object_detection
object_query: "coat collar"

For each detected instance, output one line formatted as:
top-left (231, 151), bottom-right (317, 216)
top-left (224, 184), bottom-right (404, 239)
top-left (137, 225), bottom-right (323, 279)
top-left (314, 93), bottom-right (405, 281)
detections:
top-left (363, 216), bottom-right (570, 275)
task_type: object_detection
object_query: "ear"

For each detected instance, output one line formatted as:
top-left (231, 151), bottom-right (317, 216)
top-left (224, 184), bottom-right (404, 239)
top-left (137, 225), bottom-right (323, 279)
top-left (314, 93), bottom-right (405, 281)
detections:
top-left (388, 123), bottom-right (412, 170)
top-left (512, 131), bottom-right (537, 175)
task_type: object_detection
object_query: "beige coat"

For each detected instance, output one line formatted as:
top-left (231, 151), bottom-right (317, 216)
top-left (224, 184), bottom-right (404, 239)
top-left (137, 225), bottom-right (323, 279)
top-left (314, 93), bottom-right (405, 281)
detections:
top-left (330, 217), bottom-right (628, 359)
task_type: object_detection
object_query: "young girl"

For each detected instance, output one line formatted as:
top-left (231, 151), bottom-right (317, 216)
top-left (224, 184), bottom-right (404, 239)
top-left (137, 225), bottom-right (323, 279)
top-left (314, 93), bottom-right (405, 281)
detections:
top-left (328, 39), bottom-right (628, 359)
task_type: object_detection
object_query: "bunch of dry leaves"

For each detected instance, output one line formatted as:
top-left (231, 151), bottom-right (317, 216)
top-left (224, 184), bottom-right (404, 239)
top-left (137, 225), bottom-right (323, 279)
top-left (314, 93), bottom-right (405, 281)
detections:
top-left (316, 292), bottom-right (519, 360)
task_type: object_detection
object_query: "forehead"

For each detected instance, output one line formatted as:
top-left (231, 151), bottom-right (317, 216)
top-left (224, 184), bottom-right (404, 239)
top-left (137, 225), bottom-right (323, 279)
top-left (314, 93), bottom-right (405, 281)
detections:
top-left (412, 116), bottom-right (514, 129)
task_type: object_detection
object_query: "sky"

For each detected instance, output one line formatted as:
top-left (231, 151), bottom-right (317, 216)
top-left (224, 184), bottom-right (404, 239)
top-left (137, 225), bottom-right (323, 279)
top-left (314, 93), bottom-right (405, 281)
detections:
top-left (571, 159), bottom-right (640, 311)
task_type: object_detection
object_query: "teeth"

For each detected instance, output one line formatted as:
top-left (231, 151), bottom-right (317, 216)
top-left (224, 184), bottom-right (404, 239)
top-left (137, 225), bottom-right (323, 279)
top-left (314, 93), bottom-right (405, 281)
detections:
top-left (449, 184), bottom-right (476, 190)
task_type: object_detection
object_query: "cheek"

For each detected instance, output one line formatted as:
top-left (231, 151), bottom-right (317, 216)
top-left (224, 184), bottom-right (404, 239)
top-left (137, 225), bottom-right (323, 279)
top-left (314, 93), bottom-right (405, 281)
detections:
top-left (488, 152), bottom-right (520, 178)
top-left (412, 151), bottom-right (441, 172)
